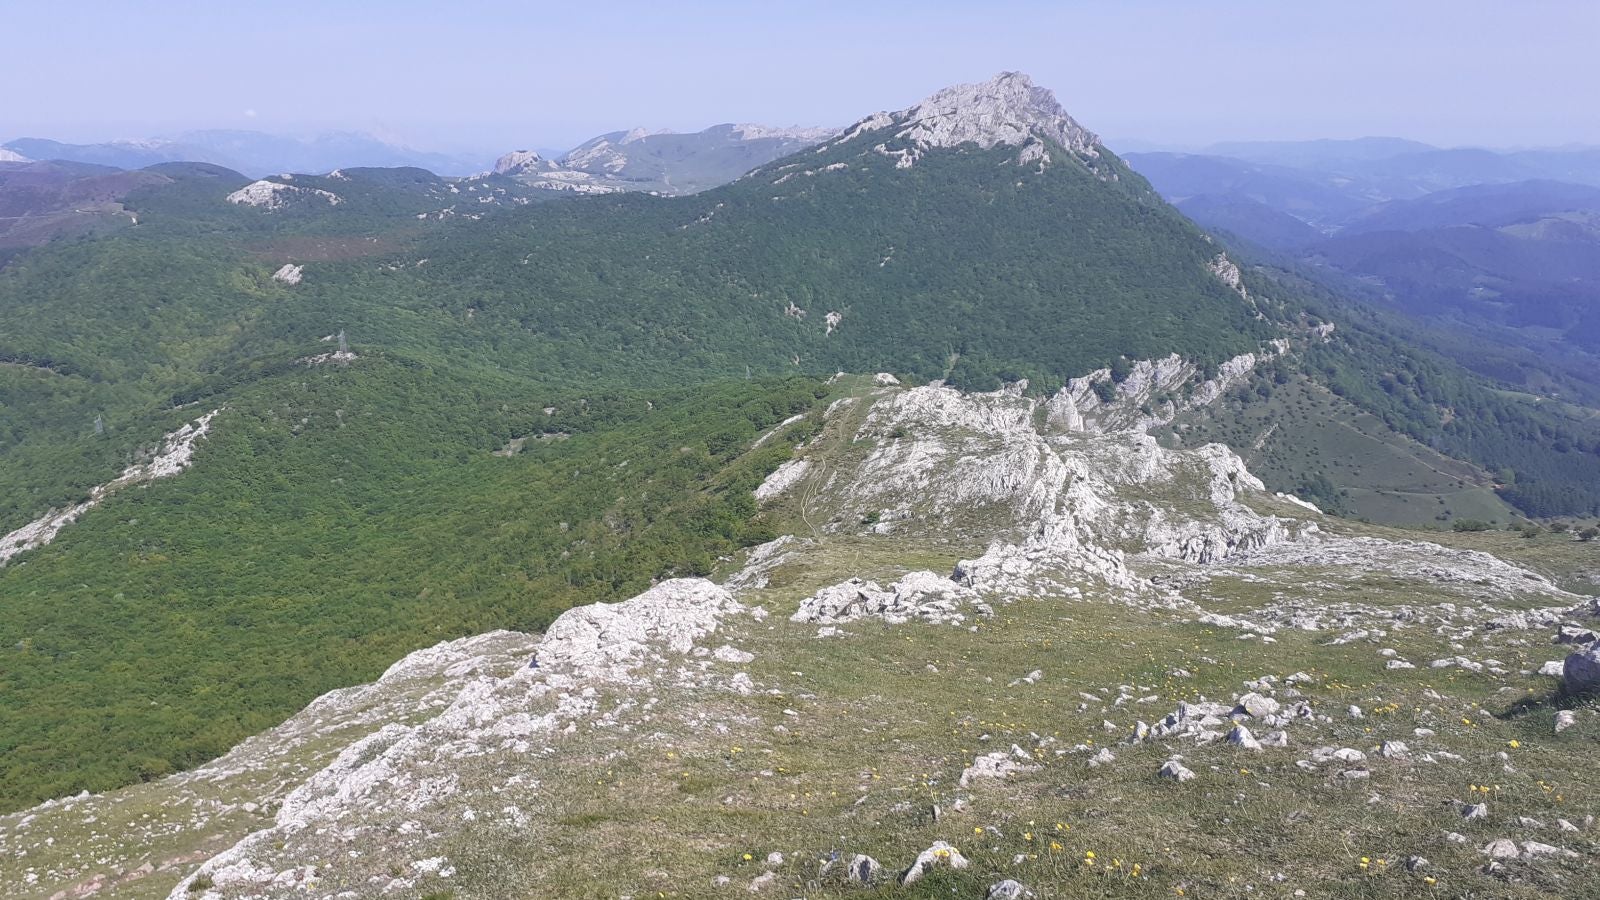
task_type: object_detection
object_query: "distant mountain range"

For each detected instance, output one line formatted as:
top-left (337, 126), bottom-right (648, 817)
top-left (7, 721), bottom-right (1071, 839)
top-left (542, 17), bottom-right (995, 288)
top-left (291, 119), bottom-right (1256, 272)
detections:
top-left (1123, 140), bottom-right (1600, 409)
top-left (491, 123), bottom-right (839, 195)
top-left (1127, 138), bottom-right (1600, 230)
top-left (2, 130), bottom-right (488, 178)
top-left (2, 123), bottom-right (843, 195)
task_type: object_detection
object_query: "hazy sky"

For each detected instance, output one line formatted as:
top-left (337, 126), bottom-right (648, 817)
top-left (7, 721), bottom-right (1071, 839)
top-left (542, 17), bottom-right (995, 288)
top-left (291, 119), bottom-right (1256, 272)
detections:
top-left (5, 0), bottom-right (1596, 153)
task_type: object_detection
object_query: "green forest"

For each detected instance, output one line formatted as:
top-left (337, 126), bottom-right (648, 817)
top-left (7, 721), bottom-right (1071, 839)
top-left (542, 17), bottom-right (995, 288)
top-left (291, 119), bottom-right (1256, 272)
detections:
top-left (5, 125), bottom-right (1600, 810)
top-left (0, 361), bottom-right (825, 808)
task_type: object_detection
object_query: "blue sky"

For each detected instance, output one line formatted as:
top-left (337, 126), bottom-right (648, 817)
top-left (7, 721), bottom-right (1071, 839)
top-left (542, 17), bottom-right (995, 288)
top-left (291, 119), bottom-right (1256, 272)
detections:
top-left (5, 0), bottom-right (1596, 153)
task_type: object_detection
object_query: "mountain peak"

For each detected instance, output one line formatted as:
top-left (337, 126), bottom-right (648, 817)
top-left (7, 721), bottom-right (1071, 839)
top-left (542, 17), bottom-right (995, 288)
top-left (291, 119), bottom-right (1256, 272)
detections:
top-left (902, 71), bottom-right (1098, 154)
top-left (492, 149), bottom-right (551, 176)
top-left (832, 72), bottom-right (1100, 169)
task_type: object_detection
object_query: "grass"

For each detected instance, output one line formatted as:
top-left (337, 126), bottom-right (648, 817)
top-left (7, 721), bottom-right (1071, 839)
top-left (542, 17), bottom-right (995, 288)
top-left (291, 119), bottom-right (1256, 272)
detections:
top-left (5, 528), bottom-right (1597, 898)
top-left (395, 532), bottom-right (1599, 899)
top-left (1163, 377), bottom-right (1515, 526)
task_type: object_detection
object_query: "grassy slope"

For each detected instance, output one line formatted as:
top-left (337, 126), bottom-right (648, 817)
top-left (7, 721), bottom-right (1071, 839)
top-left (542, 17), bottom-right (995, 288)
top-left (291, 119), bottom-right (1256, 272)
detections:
top-left (1161, 375), bottom-right (1515, 525)
top-left (9, 527), bottom-right (1597, 899)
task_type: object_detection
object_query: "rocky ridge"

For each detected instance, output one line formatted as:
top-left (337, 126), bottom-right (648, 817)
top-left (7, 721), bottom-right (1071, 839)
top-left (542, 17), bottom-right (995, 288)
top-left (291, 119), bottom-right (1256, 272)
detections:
top-left (490, 122), bottom-right (841, 196)
top-left (3, 377), bottom-right (1595, 898)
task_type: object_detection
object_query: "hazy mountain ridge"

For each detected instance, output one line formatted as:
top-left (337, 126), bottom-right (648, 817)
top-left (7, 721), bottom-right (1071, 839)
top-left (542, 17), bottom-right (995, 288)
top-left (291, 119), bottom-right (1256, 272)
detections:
top-left (1126, 139), bottom-right (1600, 410)
top-left (492, 122), bottom-right (840, 196)
top-left (2, 131), bottom-right (488, 178)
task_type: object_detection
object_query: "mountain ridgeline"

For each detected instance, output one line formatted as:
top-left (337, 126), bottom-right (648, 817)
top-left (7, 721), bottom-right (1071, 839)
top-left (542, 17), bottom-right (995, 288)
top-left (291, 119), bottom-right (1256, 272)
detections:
top-left (2, 72), bottom-right (1599, 812)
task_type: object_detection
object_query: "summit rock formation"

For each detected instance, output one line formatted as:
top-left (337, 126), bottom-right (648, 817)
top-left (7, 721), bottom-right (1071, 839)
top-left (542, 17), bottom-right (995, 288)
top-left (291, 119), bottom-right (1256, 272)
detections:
top-left (826, 71), bottom-right (1103, 170)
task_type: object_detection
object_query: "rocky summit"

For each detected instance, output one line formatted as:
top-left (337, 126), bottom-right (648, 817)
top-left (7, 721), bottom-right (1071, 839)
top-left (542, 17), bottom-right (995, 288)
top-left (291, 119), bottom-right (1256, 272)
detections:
top-left (827, 71), bottom-right (1103, 171)
top-left (5, 374), bottom-right (1597, 899)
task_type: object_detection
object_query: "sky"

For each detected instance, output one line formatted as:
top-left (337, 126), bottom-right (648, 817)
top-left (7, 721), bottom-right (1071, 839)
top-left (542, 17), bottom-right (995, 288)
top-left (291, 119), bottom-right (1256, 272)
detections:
top-left (4, 0), bottom-right (1597, 154)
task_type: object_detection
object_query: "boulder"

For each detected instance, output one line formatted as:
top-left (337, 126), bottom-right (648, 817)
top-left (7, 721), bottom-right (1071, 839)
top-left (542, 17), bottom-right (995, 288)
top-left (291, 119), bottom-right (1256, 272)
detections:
top-left (1556, 625), bottom-right (1598, 645)
top-left (987, 880), bottom-right (1035, 899)
top-left (960, 751), bottom-right (1038, 787)
top-left (1482, 839), bottom-right (1519, 859)
top-left (1520, 841), bottom-right (1574, 860)
top-left (1227, 725), bottom-right (1262, 750)
top-left (900, 841), bottom-right (968, 885)
top-left (1237, 692), bottom-right (1279, 718)
top-left (1158, 759), bottom-right (1196, 782)
top-left (1563, 647), bottom-right (1600, 695)
top-left (846, 854), bottom-right (882, 884)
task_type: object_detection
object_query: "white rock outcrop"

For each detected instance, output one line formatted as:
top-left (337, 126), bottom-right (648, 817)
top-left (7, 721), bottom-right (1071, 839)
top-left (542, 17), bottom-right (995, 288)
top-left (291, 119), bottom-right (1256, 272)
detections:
top-left (1, 410), bottom-right (219, 565)
top-left (166, 578), bottom-right (744, 897)
top-left (808, 381), bottom-right (1312, 601)
top-left (754, 458), bottom-right (811, 502)
top-left (832, 72), bottom-right (1100, 170)
top-left (226, 180), bottom-right (342, 209)
top-left (792, 572), bottom-right (986, 628)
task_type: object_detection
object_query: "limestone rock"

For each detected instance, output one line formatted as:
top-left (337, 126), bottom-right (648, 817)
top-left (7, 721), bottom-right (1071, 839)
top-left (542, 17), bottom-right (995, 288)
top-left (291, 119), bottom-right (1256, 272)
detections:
top-left (987, 879), bottom-right (1035, 900)
top-left (1238, 693), bottom-right (1280, 718)
top-left (834, 72), bottom-right (1100, 171)
top-left (1483, 839), bottom-right (1519, 859)
top-left (792, 572), bottom-right (981, 628)
top-left (226, 179), bottom-right (342, 210)
top-left (961, 751), bottom-right (1039, 787)
top-left (754, 458), bottom-right (811, 502)
top-left (900, 841), bottom-right (968, 885)
top-left (1521, 840), bottom-right (1575, 860)
top-left (1227, 725), bottom-right (1262, 750)
top-left (537, 579), bottom-right (743, 684)
top-left (1158, 759), bottom-right (1196, 782)
top-left (846, 854), bottom-right (883, 884)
